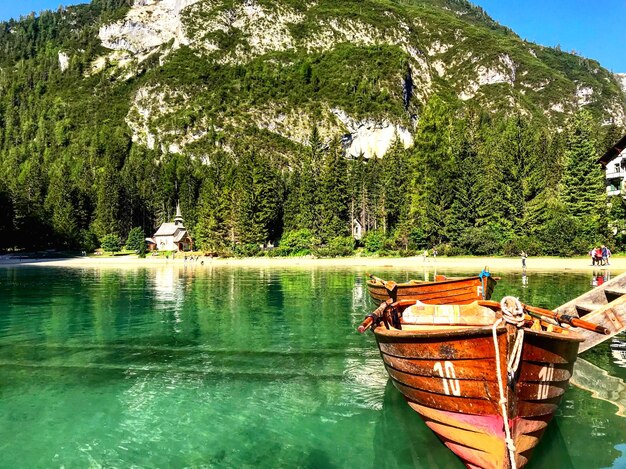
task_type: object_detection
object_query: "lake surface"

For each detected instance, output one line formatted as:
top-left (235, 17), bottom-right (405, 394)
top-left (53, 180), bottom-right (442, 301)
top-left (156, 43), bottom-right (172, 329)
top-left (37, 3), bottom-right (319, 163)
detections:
top-left (0, 264), bottom-right (625, 468)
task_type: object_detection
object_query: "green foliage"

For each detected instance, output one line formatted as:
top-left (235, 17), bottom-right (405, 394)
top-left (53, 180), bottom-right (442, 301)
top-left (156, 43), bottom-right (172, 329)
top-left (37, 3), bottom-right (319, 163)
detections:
top-left (101, 233), bottom-right (121, 253)
top-left (278, 229), bottom-right (318, 256)
top-left (234, 243), bottom-right (262, 257)
top-left (318, 139), bottom-right (350, 242)
top-left (408, 227), bottom-right (429, 251)
top-left (502, 236), bottom-right (542, 257)
top-left (125, 227), bottom-right (146, 254)
top-left (409, 96), bottom-right (456, 242)
top-left (313, 236), bottom-right (355, 257)
top-left (363, 230), bottom-right (386, 253)
top-left (0, 0), bottom-right (620, 258)
top-left (535, 214), bottom-right (587, 257)
top-left (457, 225), bottom-right (503, 255)
top-left (561, 110), bottom-right (607, 243)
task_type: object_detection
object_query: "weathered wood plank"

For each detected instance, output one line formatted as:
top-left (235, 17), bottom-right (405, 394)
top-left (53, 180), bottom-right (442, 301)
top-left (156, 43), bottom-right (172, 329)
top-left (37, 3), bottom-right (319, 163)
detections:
top-left (575, 295), bottom-right (626, 353)
top-left (553, 272), bottom-right (626, 353)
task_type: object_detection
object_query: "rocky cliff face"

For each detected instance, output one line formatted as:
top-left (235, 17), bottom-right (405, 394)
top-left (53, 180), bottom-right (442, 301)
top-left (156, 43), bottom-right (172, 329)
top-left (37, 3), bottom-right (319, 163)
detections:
top-left (93, 0), bottom-right (626, 158)
top-left (616, 73), bottom-right (626, 95)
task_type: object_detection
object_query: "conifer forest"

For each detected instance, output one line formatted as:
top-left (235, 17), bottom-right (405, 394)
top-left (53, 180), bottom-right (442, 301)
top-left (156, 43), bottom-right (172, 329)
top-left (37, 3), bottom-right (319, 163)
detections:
top-left (0, 0), bottom-right (624, 257)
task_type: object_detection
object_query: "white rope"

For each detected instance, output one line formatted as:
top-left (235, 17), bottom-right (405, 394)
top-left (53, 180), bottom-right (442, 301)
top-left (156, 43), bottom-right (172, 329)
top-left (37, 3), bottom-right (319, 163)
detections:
top-left (501, 296), bottom-right (525, 376)
top-left (491, 296), bottom-right (526, 469)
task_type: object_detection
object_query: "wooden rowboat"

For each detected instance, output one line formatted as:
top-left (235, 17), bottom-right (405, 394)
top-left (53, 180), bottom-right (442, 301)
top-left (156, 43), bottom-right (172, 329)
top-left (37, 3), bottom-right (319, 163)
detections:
top-left (359, 298), bottom-right (591, 469)
top-left (366, 272), bottom-right (498, 305)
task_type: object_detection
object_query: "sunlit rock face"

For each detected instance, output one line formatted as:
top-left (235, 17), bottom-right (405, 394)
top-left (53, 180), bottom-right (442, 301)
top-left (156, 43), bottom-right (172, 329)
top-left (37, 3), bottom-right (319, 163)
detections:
top-left (617, 74), bottom-right (626, 95)
top-left (94, 0), bottom-right (626, 157)
top-left (331, 109), bottom-right (413, 159)
top-left (58, 51), bottom-right (70, 72)
top-left (99, 0), bottom-right (201, 54)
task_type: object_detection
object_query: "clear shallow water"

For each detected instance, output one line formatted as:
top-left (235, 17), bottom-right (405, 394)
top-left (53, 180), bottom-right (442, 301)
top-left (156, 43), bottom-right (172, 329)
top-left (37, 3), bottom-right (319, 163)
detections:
top-left (0, 265), bottom-right (624, 468)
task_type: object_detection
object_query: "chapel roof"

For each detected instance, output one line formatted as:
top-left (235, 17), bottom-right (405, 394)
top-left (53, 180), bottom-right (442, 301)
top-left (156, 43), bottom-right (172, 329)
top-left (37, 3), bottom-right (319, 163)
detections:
top-left (154, 223), bottom-right (183, 237)
top-left (173, 230), bottom-right (188, 242)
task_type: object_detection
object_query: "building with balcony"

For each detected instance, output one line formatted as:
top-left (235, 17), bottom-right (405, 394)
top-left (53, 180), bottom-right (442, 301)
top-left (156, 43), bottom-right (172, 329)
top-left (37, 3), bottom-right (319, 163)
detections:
top-left (599, 134), bottom-right (626, 197)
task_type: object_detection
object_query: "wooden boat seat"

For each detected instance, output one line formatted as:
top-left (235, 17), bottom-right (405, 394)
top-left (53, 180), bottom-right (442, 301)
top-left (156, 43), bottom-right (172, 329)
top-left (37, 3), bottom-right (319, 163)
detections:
top-left (401, 301), bottom-right (497, 326)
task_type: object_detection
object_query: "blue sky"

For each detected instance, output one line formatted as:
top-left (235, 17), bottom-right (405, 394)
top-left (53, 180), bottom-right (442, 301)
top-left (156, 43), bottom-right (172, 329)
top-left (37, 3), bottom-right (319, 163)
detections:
top-left (1, 1), bottom-right (624, 72)
top-left (0, 1), bottom-right (87, 22)
top-left (472, 0), bottom-right (625, 73)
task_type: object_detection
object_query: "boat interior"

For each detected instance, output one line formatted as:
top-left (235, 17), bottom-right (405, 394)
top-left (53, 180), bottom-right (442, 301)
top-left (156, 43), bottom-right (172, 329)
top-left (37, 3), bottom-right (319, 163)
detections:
top-left (383, 300), bottom-right (574, 336)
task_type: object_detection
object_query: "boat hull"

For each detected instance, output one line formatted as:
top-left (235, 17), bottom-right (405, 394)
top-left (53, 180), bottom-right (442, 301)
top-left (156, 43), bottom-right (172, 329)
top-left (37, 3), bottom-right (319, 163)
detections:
top-left (367, 276), bottom-right (498, 305)
top-left (374, 322), bottom-right (582, 468)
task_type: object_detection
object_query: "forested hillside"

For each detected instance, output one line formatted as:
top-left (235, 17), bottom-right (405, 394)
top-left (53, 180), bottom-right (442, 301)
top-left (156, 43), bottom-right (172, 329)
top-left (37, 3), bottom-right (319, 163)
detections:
top-left (0, 0), bottom-right (624, 256)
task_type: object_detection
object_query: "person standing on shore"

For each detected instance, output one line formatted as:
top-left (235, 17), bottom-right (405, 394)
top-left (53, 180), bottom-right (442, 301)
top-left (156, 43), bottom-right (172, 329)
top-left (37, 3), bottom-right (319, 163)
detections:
top-left (595, 247), bottom-right (603, 266)
top-left (602, 245), bottom-right (611, 266)
top-left (521, 251), bottom-right (527, 270)
top-left (590, 248), bottom-right (596, 266)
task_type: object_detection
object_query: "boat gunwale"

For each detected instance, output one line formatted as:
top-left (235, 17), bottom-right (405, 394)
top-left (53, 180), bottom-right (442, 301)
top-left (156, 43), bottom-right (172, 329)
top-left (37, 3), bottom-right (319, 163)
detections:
top-left (373, 324), bottom-right (504, 339)
top-left (374, 322), bottom-right (585, 343)
top-left (366, 276), bottom-right (498, 289)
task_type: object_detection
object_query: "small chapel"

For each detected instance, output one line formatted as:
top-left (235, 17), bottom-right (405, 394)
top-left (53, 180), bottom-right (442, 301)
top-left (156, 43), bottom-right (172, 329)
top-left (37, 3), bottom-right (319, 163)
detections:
top-left (147, 203), bottom-right (192, 252)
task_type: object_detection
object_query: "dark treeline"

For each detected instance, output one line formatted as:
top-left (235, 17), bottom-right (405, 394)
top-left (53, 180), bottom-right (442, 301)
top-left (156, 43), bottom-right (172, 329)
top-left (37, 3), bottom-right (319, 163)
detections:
top-left (0, 1), bottom-right (623, 257)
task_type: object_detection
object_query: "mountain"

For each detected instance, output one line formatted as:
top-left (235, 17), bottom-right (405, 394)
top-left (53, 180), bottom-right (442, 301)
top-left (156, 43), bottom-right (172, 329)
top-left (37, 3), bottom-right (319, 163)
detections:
top-left (85, 0), bottom-right (625, 159)
top-left (0, 0), bottom-right (622, 254)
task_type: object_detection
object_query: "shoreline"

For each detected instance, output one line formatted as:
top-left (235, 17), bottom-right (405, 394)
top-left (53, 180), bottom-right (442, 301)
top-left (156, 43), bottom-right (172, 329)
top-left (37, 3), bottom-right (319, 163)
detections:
top-left (0, 254), bottom-right (623, 273)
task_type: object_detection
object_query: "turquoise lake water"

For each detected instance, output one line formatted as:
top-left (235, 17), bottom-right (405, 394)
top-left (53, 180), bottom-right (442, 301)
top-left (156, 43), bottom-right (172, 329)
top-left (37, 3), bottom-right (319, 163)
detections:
top-left (0, 265), bottom-right (625, 468)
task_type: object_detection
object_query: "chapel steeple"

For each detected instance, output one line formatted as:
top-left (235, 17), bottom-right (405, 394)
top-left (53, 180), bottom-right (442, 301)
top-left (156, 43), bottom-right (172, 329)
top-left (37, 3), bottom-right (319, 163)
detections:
top-left (174, 201), bottom-right (184, 226)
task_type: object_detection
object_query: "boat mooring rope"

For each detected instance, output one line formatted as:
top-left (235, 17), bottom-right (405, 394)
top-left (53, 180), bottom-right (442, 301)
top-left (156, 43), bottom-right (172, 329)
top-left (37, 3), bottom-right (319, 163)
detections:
top-left (492, 296), bottom-right (525, 469)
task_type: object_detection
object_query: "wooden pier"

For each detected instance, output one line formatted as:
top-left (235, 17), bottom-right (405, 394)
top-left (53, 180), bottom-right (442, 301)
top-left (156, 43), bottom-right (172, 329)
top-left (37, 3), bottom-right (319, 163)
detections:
top-left (554, 272), bottom-right (626, 353)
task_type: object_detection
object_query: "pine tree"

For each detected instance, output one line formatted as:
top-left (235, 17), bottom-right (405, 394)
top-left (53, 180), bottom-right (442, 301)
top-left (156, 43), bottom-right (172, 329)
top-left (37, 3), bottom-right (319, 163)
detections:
top-left (560, 110), bottom-right (607, 241)
top-left (194, 153), bottom-right (235, 252)
top-left (409, 96), bottom-right (455, 244)
top-left (380, 138), bottom-right (410, 233)
top-left (125, 226), bottom-right (146, 253)
top-left (446, 116), bottom-right (481, 241)
top-left (232, 149), bottom-right (282, 246)
top-left (283, 130), bottom-right (321, 234)
top-left (318, 139), bottom-right (349, 243)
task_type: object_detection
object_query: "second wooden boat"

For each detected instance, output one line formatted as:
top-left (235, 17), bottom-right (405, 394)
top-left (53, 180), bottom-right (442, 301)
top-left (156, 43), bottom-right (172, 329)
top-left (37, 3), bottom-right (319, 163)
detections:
top-left (359, 298), bottom-right (587, 469)
top-left (366, 271), bottom-right (498, 305)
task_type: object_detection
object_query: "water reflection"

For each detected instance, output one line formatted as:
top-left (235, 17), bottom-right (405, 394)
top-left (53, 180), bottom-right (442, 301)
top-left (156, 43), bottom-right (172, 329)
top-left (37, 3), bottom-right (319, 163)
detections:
top-left (351, 277), bottom-right (368, 314)
top-left (571, 358), bottom-right (626, 417)
top-left (553, 383), bottom-right (626, 468)
top-left (0, 266), bottom-right (625, 468)
top-left (374, 380), bottom-right (461, 468)
top-left (153, 266), bottom-right (184, 309)
top-left (612, 340), bottom-right (626, 369)
top-left (592, 270), bottom-right (611, 287)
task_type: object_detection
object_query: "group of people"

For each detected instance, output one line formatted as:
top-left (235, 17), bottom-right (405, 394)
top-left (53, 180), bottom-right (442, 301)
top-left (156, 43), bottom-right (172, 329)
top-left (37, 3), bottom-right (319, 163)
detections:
top-left (590, 245), bottom-right (611, 266)
top-left (422, 247), bottom-right (438, 262)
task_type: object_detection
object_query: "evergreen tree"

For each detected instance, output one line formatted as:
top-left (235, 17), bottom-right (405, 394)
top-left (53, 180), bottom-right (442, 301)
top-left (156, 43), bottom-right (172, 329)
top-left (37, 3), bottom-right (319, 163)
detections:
top-left (283, 129), bottom-right (321, 234)
top-left (125, 226), bottom-right (146, 253)
top-left (194, 152), bottom-right (235, 252)
top-left (560, 110), bottom-right (607, 241)
top-left (380, 138), bottom-right (410, 233)
top-left (101, 233), bottom-right (121, 253)
top-left (409, 96), bottom-right (455, 244)
top-left (446, 115), bottom-right (481, 241)
top-left (232, 148), bottom-right (282, 246)
top-left (318, 139), bottom-right (349, 243)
